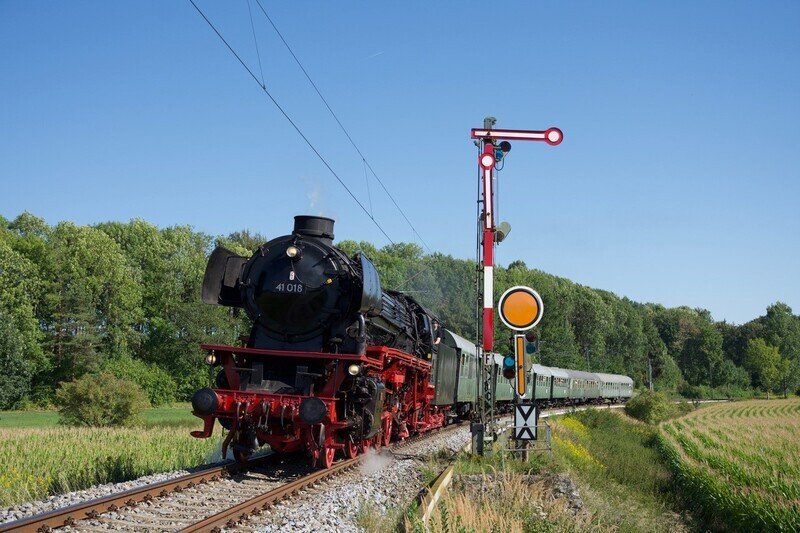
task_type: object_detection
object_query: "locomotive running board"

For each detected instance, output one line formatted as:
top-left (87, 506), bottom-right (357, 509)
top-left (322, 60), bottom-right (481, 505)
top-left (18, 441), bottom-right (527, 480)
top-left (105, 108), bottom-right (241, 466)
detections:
top-left (200, 343), bottom-right (432, 372)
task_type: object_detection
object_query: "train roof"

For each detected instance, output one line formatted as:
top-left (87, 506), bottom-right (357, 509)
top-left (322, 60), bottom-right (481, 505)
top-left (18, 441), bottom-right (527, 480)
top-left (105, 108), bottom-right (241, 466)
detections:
top-left (442, 329), bottom-right (477, 356)
top-left (530, 364), bottom-right (552, 377)
top-left (564, 369), bottom-right (601, 381)
top-left (594, 372), bottom-right (634, 385)
top-left (548, 367), bottom-right (571, 379)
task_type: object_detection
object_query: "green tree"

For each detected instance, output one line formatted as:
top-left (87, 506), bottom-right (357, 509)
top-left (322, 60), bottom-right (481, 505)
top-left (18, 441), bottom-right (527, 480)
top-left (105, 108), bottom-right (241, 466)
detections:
top-left (714, 359), bottom-right (751, 389)
top-left (217, 229), bottom-right (267, 254)
top-left (56, 372), bottom-right (149, 427)
top-left (44, 223), bottom-right (142, 381)
top-left (0, 230), bottom-right (46, 406)
top-left (745, 338), bottom-right (781, 397)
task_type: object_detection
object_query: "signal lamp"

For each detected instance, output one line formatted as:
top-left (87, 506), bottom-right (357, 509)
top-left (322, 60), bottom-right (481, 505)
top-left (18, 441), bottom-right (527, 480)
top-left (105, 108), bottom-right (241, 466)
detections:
top-left (502, 355), bottom-right (516, 380)
top-left (524, 330), bottom-right (539, 354)
top-left (545, 127), bottom-right (563, 146)
top-left (479, 153), bottom-right (495, 169)
top-left (347, 364), bottom-right (361, 376)
top-left (495, 221), bottom-right (511, 243)
top-left (204, 352), bottom-right (217, 365)
top-left (499, 141), bottom-right (512, 153)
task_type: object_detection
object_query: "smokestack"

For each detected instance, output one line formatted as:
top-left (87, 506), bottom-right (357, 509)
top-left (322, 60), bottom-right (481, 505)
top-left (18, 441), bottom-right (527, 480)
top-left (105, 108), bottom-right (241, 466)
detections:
top-left (293, 215), bottom-right (335, 244)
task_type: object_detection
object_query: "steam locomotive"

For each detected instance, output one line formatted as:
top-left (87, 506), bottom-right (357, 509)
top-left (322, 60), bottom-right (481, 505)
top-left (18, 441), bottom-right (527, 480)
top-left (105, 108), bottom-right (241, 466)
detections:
top-left (190, 216), bottom-right (632, 467)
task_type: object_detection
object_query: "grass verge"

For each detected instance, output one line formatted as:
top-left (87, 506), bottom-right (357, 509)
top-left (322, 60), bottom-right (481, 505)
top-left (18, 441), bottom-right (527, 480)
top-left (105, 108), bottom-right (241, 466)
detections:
top-left (550, 409), bottom-right (690, 532)
top-left (0, 403), bottom-right (198, 429)
top-left (420, 410), bottom-right (692, 532)
top-left (0, 407), bottom-right (221, 507)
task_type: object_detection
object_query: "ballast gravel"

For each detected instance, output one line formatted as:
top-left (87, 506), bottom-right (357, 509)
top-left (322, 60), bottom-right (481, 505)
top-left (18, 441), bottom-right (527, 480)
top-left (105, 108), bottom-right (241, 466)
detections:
top-left (244, 426), bottom-right (471, 533)
top-left (1, 427), bottom-right (469, 532)
top-left (0, 466), bottom-right (203, 526)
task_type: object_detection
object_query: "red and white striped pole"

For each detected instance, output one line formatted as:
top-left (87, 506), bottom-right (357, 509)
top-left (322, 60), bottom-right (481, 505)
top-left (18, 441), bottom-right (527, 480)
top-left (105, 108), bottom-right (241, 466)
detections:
top-left (478, 144), bottom-right (497, 352)
top-left (472, 124), bottom-right (562, 353)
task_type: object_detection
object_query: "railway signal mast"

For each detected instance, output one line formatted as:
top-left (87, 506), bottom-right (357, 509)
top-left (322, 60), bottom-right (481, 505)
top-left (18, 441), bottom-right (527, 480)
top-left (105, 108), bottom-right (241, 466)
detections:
top-left (471, 117), bottom-right (562, 451)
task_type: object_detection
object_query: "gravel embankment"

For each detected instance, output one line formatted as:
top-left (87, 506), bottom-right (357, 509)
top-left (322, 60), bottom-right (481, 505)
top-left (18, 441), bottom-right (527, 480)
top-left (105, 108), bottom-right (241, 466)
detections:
top-left (1, 427), bottom-right (468, 532)
top-left (244, 426), bottom-right (471, 533)
top-left (0, 466), bottom-right (206, 526)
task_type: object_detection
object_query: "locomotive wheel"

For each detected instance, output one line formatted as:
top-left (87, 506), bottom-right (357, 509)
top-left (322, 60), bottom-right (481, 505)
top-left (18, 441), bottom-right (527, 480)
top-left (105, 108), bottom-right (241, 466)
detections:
top-left (318, 446), bottom-right (335, 468)
top-left (233, 449), bottom-right (251, 463)
top-left (344, 438), bottom-right (358, 459)
top-left (372, 434), bottom-right (381, 452)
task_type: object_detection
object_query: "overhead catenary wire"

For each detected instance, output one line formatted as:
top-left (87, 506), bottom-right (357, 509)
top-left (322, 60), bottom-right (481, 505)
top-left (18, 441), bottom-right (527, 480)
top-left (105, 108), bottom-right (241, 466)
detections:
top-left (245, 0), bottom-right (266, 87)
top-left (186, 0), bottom-right (395, 244)
top-left (252, 0), bottom-right (433, 255)
top-left (362, 159), bottom-right (374, 217)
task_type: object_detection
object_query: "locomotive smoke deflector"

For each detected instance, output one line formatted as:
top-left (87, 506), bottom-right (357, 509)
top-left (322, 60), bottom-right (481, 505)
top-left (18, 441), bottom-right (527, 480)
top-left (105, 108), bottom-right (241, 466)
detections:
top-left (201, 246), bottom-right (246, 306)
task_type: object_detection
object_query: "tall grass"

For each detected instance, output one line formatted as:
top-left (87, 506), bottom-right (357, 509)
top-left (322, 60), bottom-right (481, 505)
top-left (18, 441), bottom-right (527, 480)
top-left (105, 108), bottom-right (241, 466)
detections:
top-left (658, 398), bottom-right (800, 532)
top-left (0, 403), bottom-right (198, 429)
top-left (421, 471), bottom-right (588, 533)
top-left (424, 411), bottom-right (689, 532)
top-left (0, 425), bottom-right (221, 506)
top-left (551, 410), bottom-right (689, 532)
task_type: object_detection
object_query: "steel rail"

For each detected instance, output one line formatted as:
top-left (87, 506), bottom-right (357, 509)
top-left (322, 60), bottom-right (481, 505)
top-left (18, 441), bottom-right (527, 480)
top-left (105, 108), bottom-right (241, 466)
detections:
top-left (180, 456), bottom-right (360, 532)
top-left (181, 422), bottom-right (472, 532)
top-left (3, 400), bottom-right (676, 532)
top-left (0, 455), bottom-right (276, 533)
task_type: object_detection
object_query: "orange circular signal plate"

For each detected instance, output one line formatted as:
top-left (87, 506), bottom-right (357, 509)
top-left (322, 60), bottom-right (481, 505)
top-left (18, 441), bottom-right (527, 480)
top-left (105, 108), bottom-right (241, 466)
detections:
top-left (498, 286), bottom-right (543, 331)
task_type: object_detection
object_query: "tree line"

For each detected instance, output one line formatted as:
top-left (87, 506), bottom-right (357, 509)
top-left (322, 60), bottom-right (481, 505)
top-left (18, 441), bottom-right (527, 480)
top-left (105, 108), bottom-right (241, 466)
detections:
top-left (0, 213), bottom-right (798, 409)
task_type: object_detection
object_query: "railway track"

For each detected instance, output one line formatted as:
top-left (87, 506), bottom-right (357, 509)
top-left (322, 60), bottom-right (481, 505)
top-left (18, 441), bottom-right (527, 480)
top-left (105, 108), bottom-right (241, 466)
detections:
top-left (5, 400), bottom-right (720, 533)
top-left (1, 422), bottom-right (469, 533)
top-left (0, 453), bottom-right (293, 533)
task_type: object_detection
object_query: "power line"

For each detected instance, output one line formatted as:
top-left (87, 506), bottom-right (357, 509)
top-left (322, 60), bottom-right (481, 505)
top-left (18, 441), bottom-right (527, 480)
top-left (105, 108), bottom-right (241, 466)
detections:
top-left (186, 0), bottom-right (395, 244)
top-left (252, 0), bottom-right (433, 254)
top-left (245, 0), bottom-right (265, 87)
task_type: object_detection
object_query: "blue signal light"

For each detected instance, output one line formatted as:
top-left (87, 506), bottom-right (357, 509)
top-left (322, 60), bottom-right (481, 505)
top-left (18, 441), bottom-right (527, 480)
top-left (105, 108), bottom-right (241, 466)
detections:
top-left (502, 355), bottom-right (516, 379)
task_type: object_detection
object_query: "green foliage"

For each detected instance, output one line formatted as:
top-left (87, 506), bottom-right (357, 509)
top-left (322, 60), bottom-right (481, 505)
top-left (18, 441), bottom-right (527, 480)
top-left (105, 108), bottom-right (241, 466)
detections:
top-left (0, 227), bottom-right (46, 408)
top-left (625, 391), bottom-right (690, 424)
top-left (551, 410), bottom-right (690, 531)
top-left (0, 311), bottom-right (35, 409)
top-left (657, 400), bottom-right (800, 532)
top-left (55, 372), bottom-right (149, 427)
top-left (678, 382), bottom-right (754, 400)
top-left (102, 356), bottom-right (177, 406)
top-left (745, 338), bottom-right (782, 395)
top-left (2, 213), bottom-right (800, 406)
top-left (0, 403), bottom-right (199, 429)
top-left (0, 422), bottom-right (220, 506)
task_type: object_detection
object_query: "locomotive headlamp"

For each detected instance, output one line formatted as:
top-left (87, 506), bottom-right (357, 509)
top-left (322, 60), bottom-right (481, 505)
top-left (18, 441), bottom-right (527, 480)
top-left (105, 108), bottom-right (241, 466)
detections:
top-left (286, 245), bottom-right (300, 259)
top-left (204, 352), bottom-right (217, 365)
top-left (347, 364), bottom-right (361, 376)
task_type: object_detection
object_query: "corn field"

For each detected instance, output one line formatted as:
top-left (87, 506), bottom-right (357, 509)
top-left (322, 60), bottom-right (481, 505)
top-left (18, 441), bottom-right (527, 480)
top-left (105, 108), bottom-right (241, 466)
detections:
top-left (658, 399), bottom-right (800, 532)
top-left (0, 426), bottom-right (222, 506)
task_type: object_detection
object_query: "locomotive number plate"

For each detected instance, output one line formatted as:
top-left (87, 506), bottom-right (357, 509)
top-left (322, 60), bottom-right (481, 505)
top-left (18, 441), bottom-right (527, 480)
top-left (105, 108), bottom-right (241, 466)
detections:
top-left (274, 282), bottom-right (304, 294)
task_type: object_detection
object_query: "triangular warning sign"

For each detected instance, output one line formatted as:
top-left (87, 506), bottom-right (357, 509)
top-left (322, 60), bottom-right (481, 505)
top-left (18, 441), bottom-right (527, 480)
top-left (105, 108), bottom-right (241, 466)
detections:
top-left (515, 403), bottom-right (537, 440)
top-left (517, 404), bottom-right (535, 420)
top-left (515, 427), bottom-right (536, 440)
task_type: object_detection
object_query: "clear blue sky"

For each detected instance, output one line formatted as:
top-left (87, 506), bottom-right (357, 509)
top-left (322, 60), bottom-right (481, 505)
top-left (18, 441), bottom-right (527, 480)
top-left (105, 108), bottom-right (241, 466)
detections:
top-left (1, 1), bottom-right (798, 324)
